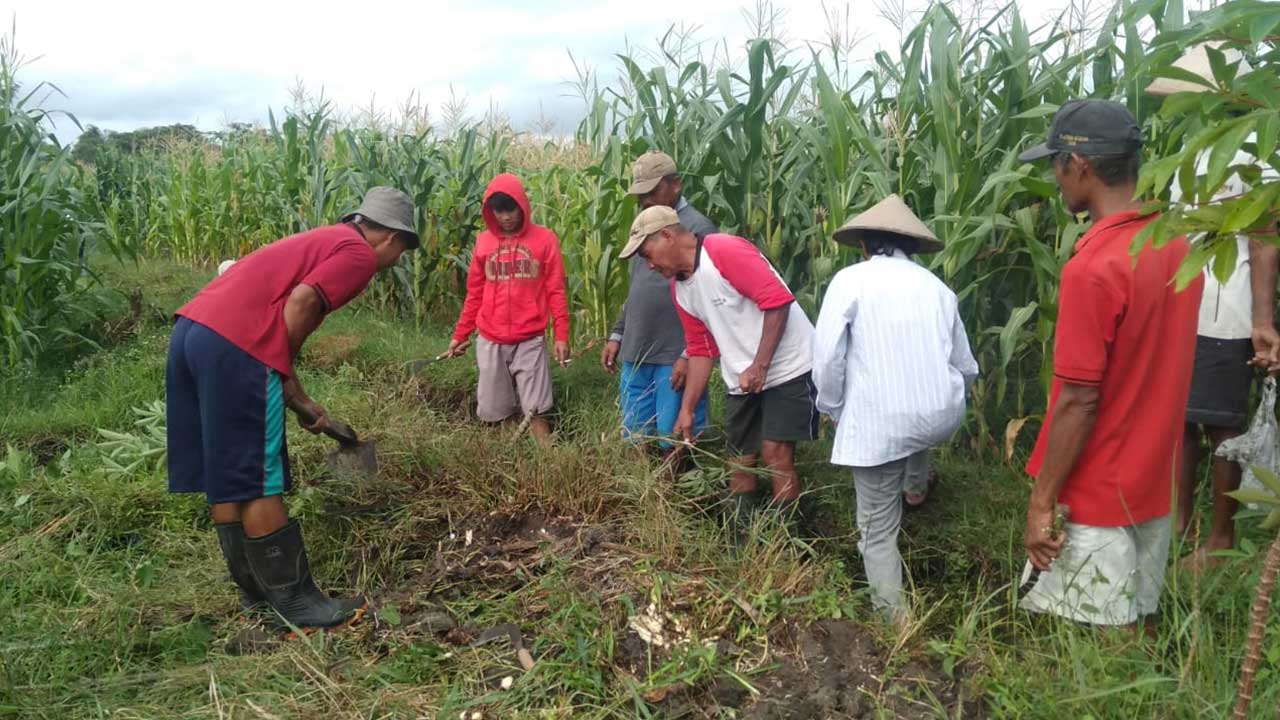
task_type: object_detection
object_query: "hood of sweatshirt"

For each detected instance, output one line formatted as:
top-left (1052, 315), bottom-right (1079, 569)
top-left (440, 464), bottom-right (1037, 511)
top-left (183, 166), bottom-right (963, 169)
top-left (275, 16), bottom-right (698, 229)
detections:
top-left (481, 173), bottom-right (533, 238)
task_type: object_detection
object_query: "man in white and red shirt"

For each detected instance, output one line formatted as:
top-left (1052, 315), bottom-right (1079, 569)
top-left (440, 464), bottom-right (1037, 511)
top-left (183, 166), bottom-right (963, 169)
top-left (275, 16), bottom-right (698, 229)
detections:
top-left (620, 206), bottom-right (817, 536)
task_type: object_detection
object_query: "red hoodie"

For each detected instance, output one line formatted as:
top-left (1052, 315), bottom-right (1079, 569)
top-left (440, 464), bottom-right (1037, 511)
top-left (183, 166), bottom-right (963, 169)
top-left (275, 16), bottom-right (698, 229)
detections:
top-left (452, 173), bottom-right (571, 345)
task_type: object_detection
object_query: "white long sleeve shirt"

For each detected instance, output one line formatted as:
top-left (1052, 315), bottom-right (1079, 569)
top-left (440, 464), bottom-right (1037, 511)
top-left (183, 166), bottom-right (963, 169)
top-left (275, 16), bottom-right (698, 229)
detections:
top-left (812, 251), bottom-right (978, 467)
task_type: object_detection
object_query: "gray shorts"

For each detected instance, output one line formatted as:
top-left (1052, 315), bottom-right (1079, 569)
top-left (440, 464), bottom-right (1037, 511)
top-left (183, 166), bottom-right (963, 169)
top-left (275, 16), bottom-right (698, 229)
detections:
top-left (475, 335), bottom-right (554, 422)
top-left (723, 372), bottom-right (818, 456)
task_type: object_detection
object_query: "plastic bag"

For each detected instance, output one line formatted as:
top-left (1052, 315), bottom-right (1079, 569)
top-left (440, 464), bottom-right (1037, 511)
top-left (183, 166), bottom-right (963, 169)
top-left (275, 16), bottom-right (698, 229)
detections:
top-left (1216, 377), bottom-right (1278, 510)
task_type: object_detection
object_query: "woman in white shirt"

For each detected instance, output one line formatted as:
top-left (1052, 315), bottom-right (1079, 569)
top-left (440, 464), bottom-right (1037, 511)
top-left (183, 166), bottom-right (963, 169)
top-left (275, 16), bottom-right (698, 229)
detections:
top-left (812, 195), bottom-right (978, 620)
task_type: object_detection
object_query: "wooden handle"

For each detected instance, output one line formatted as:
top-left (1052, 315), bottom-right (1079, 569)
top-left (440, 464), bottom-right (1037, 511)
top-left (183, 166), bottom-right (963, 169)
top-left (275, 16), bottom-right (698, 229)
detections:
top-left (294, 407), bottom-right (358, 444)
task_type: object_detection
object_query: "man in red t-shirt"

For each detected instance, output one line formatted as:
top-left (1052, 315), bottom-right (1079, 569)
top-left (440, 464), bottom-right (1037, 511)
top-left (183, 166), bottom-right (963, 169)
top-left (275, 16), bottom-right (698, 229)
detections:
top-left (167, 187), bottom-right (418, 631)
top-left (1016, 101), bottom-right (1203, 627)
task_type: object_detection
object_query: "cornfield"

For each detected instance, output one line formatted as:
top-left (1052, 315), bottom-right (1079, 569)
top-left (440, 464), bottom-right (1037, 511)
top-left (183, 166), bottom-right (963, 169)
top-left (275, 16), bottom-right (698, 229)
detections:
top-left (8, 1), bottom-right (1280, 453)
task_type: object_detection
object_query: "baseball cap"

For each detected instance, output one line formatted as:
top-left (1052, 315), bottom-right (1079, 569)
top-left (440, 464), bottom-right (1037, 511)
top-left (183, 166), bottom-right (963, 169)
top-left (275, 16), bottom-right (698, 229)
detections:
top-left (627, 151), bottom-right (678, 195)
top-left (620, 205), bottom-right (680, 259)
top-left (1018, 100), bottom-right (1144, 163)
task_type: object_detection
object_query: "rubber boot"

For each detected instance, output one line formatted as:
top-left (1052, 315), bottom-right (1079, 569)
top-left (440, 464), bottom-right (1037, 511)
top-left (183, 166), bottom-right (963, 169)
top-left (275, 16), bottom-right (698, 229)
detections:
top-left (243, 520), bottom-right (366, 630)
top-left (215, 522), bottom-right (266, 611)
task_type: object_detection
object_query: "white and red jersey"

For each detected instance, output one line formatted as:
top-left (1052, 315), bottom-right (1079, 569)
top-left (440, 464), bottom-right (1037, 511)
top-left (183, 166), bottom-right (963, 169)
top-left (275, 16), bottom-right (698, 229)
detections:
top-left (673, 234), bottom-right (814, 394)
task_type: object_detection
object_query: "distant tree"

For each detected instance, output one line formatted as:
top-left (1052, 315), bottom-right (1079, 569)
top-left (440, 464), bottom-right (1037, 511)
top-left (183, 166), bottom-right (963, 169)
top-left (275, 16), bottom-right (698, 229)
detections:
top-left (71, 123), bottom-right (208, 164)
top-left (109, 123), bottom-right (202, 153)
top-left (71, 124), bottom-right (105, 164)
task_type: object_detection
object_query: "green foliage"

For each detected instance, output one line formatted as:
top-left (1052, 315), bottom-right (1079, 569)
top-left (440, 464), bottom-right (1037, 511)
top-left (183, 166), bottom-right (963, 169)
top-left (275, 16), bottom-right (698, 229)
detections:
top-left (95, 400), bottom-right (167, 478)
top-left (0, 31), bottom-right (125, 368)
top-left (1137, 1), bottom-right (1280, 285)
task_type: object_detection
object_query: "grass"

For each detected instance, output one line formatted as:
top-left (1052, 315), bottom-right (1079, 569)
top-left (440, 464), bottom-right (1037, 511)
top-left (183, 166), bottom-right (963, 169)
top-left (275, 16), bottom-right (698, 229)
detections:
top-left (1, 258), bottom-right (1277, 719)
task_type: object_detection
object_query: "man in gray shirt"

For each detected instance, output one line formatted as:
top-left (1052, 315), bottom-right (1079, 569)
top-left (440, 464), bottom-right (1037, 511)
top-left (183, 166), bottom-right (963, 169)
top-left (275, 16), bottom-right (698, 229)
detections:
top-left (602, 151), bottom-right (717, 456)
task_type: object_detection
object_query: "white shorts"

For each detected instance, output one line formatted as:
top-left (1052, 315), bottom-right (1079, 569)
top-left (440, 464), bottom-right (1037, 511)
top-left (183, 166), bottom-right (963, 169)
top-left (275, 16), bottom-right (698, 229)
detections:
top-left (1019, 515), bottom-right (1171, 626)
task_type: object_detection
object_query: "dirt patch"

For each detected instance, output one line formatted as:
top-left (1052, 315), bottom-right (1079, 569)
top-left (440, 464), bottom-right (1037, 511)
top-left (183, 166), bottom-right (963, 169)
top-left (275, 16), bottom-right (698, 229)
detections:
top-left (100, 289), bottom-right (147, 345)
top-left (341, 505), bottom-right (979, 718)
top-left (728, 619), bottom-right (974, 719)
top-left (305, 334), bottom-right (363, 369)
top-left (621, 619), bottom-right (980, 719)
top-left (360, 509), bottom-right (634, 634)
top-left (26, 436), bottom-right (69, 466)
top-left (409, 377), bottom-right (473, 420)
top-left (424, 512), bottom-right (616, 597)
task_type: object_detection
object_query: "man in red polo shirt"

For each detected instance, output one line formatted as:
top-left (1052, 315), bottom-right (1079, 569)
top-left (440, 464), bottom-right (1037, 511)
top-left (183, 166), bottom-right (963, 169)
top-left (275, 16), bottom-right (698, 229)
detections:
top-left (1016, 100), bottom-right (1203, 627)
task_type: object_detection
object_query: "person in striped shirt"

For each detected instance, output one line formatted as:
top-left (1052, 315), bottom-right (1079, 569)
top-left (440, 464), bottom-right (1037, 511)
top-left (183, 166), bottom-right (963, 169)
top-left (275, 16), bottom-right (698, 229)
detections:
top-left (812, 195), bottom-right (978, 620)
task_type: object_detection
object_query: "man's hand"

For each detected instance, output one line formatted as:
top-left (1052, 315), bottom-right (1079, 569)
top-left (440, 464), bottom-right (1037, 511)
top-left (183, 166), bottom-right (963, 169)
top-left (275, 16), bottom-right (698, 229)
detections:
top-left (601, 340), bottom-right (620, 374)
top-left (445, 337), bottom-right (471, 358)
top-left (738, 363), bottom-right (768, 394)
top-left (296, 399), bottom-right (331, 435)
top-left (555, 341), bottom-right (571, 368)
top-left (673, 408), bottom-right (697, 443)
top-left (1251, 324), bottom-right (1280, 374)
top-left (1024, 505), bottom-right (1065, 572)
top-left (670, 357), bottom-right (688, 390)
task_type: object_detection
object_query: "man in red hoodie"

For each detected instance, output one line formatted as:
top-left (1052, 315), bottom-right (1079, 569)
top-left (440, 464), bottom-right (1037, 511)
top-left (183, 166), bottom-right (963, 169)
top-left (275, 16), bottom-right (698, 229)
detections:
top-left (446, 174), bottom-right (571, 442)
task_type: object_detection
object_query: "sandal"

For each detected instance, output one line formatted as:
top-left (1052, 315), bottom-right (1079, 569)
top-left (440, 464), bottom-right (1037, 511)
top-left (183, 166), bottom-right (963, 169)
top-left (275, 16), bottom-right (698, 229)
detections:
top-left (904, 469), bottom-right (939, 508)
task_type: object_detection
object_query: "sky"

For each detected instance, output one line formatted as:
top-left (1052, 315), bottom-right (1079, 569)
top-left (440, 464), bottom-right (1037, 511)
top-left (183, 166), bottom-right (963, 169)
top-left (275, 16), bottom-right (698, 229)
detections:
top-left (8, 0), bottom-right (1078, 145)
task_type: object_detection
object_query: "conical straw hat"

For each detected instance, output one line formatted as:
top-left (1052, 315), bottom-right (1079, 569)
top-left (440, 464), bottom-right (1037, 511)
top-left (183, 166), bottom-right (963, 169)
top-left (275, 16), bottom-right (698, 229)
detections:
top-left (832, 194), bottom-right (942, 253)
top-left (1145, 42), bottom-right (1253, 97)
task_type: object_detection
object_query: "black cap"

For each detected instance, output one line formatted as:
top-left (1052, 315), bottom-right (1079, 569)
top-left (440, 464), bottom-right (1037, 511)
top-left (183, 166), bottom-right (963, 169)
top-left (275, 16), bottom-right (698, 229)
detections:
top-left (1018, 99), bottom-right (1144, 162)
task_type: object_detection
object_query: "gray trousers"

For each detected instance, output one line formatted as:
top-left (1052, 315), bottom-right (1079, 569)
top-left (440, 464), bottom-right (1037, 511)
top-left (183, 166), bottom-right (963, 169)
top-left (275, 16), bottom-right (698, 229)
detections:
top-left (852, 450), bottom-right (930, 615)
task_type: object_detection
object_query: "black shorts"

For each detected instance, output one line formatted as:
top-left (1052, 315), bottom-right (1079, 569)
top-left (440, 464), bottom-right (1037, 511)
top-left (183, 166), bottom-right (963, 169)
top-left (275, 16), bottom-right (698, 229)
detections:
top-left (1186, 336), bottom-right (1253, 430)
top-left (166, 317), bottom-right (293, 504)
top-left (724, 372), bottom-right (818, 456)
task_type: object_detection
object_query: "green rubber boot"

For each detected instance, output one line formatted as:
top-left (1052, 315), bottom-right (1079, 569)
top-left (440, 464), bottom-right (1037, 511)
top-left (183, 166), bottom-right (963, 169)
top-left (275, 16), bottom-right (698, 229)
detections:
top-left (215, 522), bottom-right (266, 611)
top-left (244, 520), bottom-right (366, 630)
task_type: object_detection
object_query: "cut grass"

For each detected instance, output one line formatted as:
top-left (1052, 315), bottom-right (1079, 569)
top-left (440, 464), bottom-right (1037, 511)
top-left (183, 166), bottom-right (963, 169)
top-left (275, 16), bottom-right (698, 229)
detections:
top-left (0, 258), bottom-right (1277, 719)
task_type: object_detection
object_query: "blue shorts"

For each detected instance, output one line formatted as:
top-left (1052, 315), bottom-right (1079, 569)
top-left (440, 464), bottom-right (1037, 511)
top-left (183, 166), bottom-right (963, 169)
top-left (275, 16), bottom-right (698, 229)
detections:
top-left (166, 317), bottom-right (292, 504)
top-left (620, 361), bottom-right (709, 449)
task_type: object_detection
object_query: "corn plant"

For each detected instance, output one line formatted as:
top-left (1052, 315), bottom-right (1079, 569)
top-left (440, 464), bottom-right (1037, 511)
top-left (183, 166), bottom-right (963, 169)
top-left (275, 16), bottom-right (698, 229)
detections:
top-left (0, 28), bottom-right (121, 368)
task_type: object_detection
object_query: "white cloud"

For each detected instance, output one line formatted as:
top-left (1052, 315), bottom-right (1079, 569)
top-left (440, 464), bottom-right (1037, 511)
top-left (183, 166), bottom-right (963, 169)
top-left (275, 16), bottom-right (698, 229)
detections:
top-left (8, 0), bottom-right (1077, 144)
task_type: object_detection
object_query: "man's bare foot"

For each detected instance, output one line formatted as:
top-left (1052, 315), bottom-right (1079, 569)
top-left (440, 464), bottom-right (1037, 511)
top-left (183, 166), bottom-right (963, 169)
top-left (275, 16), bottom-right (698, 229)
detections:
top-left (526, 416), bottom-right (553, 446)
top-left (904, 470), bottom-right (939, 508)
top-left (1177, 544), bottom-right (1231, 574)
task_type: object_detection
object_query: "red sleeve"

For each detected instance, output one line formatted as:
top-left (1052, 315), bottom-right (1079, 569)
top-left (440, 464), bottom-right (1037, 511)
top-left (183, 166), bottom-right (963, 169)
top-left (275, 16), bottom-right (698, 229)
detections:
top-left (300, 240), bottom-right (378, 312)
top-left (545, 234), bottom-right (571, 343)
top-left (452, 241), bottom-right (487, 342)
top-left (704, 235), bottom-right (794, 310)
top-left (1052, 260), bottom-right (1124, 385)
top-left (673, 284), bottom-right (719, 358)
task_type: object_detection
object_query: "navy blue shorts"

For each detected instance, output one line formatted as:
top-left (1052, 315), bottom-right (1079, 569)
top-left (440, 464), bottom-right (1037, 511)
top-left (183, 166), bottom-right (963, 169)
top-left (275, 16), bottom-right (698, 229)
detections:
top-left (166, 317), bottom-right (292, 504)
